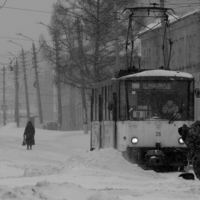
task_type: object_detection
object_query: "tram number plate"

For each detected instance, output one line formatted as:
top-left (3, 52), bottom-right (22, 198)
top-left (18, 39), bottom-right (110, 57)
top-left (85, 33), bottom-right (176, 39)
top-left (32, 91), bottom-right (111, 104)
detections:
top-left (133, 111), bottom-right (144, 118)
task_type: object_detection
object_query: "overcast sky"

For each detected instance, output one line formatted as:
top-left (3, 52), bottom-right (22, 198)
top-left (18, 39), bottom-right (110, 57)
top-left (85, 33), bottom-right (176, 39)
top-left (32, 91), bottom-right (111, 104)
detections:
top-left (0, 0), bottom-right (57, 65)
top-left (0, 0), bottom-right (199, 66)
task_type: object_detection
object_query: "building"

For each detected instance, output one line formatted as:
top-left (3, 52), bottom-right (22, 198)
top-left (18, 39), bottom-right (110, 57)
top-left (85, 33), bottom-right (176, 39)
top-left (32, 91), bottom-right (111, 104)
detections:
top-left (61, 84), bottom-right (84, 131)
top-left (140, 9), bottom-right (200, 74)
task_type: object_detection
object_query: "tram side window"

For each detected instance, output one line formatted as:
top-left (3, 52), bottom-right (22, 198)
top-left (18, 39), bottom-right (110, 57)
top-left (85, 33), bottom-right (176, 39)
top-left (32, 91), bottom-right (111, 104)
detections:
top-left (105, 86), bottom-right (108, 120)
top-left (102, 87), bottom-right (105, 120)
top-left (91, 89), bottom-right (94, 121)
top-left (94, 89), bottom-right (98, 121)
top-left (128, 83), bottom-right (138, 119)
top-left (92, 86), bottom-right (113, 121)
top-left (102, 86), bottom-right (108, 121)
top-left (119, 81), bottom-right (127, 120)
top-left (99, 94), bottom-right (103, 121)
top-left (101, 86), bottom-right (110, 121)
top-left (188, 82), bottom-right (194, 120)
top-left (108, 85), bottom-right (113, 120)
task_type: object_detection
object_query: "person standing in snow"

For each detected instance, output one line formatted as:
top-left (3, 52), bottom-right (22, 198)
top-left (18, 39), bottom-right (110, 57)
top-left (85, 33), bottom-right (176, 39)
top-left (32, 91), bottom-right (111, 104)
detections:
top-left (23, 121), bottom-right (35, 150)
top-left (178, 121), bottom-right (200, 180)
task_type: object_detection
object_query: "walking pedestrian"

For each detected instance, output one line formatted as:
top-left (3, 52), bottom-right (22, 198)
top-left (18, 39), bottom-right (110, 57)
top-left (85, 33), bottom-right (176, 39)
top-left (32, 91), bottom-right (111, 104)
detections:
top-left (23, 120), bottom-right (35, 150)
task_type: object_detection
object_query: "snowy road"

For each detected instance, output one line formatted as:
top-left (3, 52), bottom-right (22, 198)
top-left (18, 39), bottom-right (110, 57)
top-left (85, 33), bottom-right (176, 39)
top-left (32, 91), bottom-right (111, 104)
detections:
top-left (0, 123), bottom-right (199, 200)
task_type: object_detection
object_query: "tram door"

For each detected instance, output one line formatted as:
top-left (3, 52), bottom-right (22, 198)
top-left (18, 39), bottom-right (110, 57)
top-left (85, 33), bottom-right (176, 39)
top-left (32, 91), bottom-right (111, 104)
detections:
top-left (91, 88), bottom-right (104, 150)
top-left (100, 90), bottom-right (117, 149)
top-left (91, 85), bottom-right (117, 150)
top-left (99, 92), bottom-right (115, 149)
top-left (98, 88), bottom-right (117, 149)
top-left (112, 93), bottom-right (117, 149)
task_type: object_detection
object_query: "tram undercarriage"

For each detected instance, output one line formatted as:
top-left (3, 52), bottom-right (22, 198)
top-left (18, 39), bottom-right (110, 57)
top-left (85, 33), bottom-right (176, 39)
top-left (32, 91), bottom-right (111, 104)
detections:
top-left (123, 147), bottom-right (188, 171)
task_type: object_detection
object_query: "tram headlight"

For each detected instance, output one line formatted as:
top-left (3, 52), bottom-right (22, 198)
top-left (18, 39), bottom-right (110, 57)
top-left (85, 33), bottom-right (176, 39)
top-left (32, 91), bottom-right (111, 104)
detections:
top-left (178, 137), bottom-right (184, 145)
top-left (131, 137), bottom-right (139, 144)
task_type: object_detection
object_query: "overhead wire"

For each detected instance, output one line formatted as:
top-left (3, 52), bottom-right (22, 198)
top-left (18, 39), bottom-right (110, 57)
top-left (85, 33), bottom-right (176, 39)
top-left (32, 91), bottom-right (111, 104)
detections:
top-left (1, 2), bottom-right (199, 78)
top-left (3, 6), bottom-right (52, 14)
top-left (0, 2), bottom-right (195, 46)
top-left (0, 0), bottom-right (8, 9)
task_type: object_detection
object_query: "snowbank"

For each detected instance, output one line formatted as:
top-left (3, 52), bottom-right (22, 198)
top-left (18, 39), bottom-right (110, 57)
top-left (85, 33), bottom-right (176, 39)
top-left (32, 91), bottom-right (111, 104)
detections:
top-left (63, 148), bottom-right (162, 180)
top-left (0, 123), bottom-right (199, 200)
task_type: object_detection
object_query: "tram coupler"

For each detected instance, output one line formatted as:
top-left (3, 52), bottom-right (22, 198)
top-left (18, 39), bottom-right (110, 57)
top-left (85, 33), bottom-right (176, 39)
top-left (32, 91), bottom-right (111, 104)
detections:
top-left (145, 149), bottom-right (165, 166)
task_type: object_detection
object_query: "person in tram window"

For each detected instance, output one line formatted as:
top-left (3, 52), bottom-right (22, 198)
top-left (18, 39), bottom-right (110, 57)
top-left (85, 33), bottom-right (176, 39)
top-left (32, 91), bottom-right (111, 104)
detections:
top-left (162, 100), bottom-right (179, 117)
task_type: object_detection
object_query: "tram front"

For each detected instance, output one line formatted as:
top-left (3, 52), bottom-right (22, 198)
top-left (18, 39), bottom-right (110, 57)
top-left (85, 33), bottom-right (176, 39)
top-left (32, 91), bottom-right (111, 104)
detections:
top-left (118, 69), bottom-right (194, 168)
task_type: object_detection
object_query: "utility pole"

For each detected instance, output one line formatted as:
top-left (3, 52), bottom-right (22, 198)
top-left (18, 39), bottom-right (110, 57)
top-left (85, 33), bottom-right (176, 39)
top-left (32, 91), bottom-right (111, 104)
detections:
top-left (32, 42), bottom-right (43, 124)
top-left (54, 33), bottom-right (62, 129)
top-left (21, 48), bottom-right (30, 121)
top-left (14, 59), bottom-right (19, 127)
top-left (160, 0), bottom-right (169, 69)
top-left (3, 66), bottom-right (6, 126)
top-left (9, 52), bottom-right (20, 127)
top-left (9, 40), bottom-right (30, 121)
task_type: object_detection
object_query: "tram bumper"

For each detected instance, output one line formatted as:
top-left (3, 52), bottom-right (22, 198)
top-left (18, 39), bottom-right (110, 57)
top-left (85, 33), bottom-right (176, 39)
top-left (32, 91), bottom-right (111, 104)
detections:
top-left (145, 150), bottom-right (165, 166)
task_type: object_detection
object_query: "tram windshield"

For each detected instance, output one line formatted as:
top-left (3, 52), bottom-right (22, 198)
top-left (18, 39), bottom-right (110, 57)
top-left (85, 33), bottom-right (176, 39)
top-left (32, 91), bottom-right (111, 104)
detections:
top-left (123, 80), bottom-right (194, 121)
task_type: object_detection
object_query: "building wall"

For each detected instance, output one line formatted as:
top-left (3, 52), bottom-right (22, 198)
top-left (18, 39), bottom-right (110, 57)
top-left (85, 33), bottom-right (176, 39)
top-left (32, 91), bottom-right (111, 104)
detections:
top-left (61, 84), bottom-right (87, 131)
top-left (39, 68), bottom-right (54, 124)
top-left (40, 64), bottom-right (88, 131)
top-left (141, 12), bottom-right (200, 71)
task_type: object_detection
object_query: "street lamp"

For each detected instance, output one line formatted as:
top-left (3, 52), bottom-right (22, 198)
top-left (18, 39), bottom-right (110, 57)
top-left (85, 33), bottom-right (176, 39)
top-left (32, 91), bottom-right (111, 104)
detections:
top-left (16, 33), bottom-right (43, 125)
top-left (16, 33), bottom-right (34, 42)
top-left (37, 21), bottom-right (45, 26)
top-left (1, 64), bottom-right (6, 126)
top-left (0, 62), bottom-right (8, 126)
top-left (8, 51), bottom-right (17, 58)
top-left (8, 40), bottom-right (30, 121)
top-left (37, 21), bottom-right (52, 30)
top-left (8, 40), bottom-right (23, 48)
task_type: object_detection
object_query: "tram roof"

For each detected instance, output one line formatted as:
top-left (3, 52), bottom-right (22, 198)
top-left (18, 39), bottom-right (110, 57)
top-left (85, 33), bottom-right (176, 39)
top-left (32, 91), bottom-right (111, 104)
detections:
top-left (113, 69), bottom-right (193, 80)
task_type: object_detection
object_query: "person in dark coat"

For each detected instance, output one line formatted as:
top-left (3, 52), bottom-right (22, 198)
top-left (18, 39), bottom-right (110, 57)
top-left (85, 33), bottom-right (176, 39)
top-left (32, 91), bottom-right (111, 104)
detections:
top-left (178, 121), bottom-right (200, 180)
top-left (23, 121), bottom-right (35, 150)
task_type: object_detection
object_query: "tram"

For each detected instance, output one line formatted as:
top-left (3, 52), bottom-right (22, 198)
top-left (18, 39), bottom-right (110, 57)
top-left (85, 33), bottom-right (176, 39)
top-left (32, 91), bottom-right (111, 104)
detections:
top-left (90, 68), bottom-right (197, 169)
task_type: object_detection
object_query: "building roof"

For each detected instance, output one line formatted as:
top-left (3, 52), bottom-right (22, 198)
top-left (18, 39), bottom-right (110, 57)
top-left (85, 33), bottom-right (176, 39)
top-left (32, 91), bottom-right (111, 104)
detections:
top-left (140, 14), bottom-right (177, 35)
top-left (113, 69), bottom-right (193, 80)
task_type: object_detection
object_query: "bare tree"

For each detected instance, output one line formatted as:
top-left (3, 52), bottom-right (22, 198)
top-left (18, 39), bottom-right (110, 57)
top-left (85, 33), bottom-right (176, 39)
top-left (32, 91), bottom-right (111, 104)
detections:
top-left (40, 0), bottom-right (144, 132)
top-left (41, 0), bottom-right (143, 85)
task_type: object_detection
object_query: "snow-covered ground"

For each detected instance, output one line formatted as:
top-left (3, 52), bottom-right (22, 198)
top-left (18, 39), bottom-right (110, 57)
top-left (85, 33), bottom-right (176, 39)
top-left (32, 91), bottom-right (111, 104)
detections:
top-left (0, 123), bottom-right (199, 200)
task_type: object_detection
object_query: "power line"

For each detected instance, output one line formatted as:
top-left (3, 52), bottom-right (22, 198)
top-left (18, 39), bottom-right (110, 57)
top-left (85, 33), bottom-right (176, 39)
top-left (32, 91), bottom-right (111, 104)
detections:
top-left (3, 6), bottom-right (52, 14)
top-left (0, 2), bottom-right (199, 18)
top-left (0, 35), bottom-right (34, 41)
top-left (0, 0), bottom-right (8, 9)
